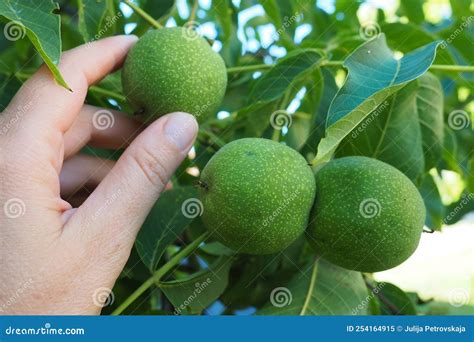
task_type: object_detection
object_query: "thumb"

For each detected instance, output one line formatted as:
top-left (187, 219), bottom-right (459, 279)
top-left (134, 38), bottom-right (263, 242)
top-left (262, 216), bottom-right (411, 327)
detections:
top-left (65, 112), bottom-right (198, 249)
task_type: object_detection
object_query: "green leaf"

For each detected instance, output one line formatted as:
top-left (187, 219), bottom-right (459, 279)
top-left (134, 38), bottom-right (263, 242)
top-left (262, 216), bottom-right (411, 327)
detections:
top-left (259, 0), bottom-right (282, 27)
top-left (334, 0), bottom-right (359, 29)
top-left (285, 112), bottom-right (312, 151)
top-left (337, 81), bottom-right (425, 181)
top-left (297, 68), bottom-right (324, 117)
top-left (96, 71), bottom-right (122, 92)
top-left (0, 0), bottom-right (70, 90)
top-left (61, 15), bottom-right (88, 51)
top-left (306, 7), bottom-right (334, 41)
top-left (136, 187), bottom-right (200, 272)
top-left (274, 0), bottom-right (297, 36)
top-left (0, 73), bottom-right (21, 110)
top-left (255, 0), bottom-right (296, 49)
top-left (337, 72), bottom-right (444, 181)
top-left (235, 101), bottom-right (276, 138)
top-left (213, 0), bottom-right (240, 66)
top-left (367, 292), bottom-right (382, 315)
top-left (449, 0), bottom-right (471, 18)
top-left (313, 34), bottom-right (440, 165)
top-left (420, 174), bottom-right (445, 230)
top-left (444, 192), bottom-right (474, 226)
top-left (300, 68), bottom-right (337, 160)
top-left (399, 0), bottom-right (424, 24)
top-left (142, 0), bottom-right (174, 19)
top-left (213, 0), bottom-right (232, 44)
top-left (89, 71), bottom-right (128, 107)
top-left (258, 259), bottom-right (369, 315)
top-left (249, 49), bottom-right (323, 103)
top-left (160, 256), bottom-right (233, 314)
top-left (381, 22), bottom-right (456, 66)
top-left (80, 145), bottom-right (121, 160)
top-left (373, 282), bottom-right (417, 315)
top-left (78, 0), bottom-right (117, 42)
top-left (468, 158), bottom-right (474, 193)
top-left (128, 0), bottom-right (174, 36)
top-left (442, 127), bottom-right (462, 173)
top-left (416, 72), bottom-right (444, 170)
top-left (438, 19), bottom-right (474, 81)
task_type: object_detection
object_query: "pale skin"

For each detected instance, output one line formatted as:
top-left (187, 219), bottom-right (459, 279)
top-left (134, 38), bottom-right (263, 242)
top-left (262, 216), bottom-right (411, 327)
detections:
top-left (0, 36), bottom-right (198, 314)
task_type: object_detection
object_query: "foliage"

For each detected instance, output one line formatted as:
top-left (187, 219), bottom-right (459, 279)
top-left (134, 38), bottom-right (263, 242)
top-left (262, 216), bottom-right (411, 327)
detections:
top-left (0, 0), bottom-right (472, 316)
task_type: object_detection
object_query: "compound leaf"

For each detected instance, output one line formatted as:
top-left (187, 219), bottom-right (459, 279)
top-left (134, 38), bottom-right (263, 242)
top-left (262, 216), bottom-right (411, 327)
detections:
top-left (313, 34), bottom-right (440, 165)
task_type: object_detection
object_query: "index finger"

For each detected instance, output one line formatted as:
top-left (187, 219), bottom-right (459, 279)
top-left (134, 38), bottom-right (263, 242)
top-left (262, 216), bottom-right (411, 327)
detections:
top-left (6, 35), bottom-right (138, 134)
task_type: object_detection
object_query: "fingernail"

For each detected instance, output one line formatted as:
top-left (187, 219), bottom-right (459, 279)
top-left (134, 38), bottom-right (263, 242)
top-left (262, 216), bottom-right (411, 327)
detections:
top-left (115, 34), bottom-right (138, 41)
top-left (164, 112), bottom-right (198, 151)
top-left (125, 34), bottom-right (139, 42)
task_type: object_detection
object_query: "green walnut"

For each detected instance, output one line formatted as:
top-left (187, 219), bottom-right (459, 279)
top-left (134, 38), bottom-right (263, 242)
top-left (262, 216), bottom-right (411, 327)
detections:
top-left (122, 27), bottom-right (227, 123)
top-left (199, 138), bottom-right (316, 254)
top-left (307, 156), bottom-right (425, 272)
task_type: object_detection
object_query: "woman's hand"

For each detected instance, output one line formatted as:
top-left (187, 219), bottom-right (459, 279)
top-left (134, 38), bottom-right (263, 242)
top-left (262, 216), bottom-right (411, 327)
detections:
top-left (0, 35), bottom-right (198, 314)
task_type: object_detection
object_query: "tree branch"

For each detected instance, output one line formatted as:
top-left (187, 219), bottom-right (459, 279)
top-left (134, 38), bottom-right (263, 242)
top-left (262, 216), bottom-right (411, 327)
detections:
top-left (122, 0), bottom-right (162, 29)
top-left (227, 61), bottom-right (474, 74)
top-left (111, 232), bottom-right (210, 315)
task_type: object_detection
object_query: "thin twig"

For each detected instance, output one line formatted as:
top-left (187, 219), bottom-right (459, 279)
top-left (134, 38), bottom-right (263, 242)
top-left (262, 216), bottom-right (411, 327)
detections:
top-left (188, 0), bottom-right (199, 23)
top-left (226, 61), bottom-right (474, 74)
top-left (111, 232), bottom-right (209, 315)
top-left (123, 0), bottom-right (162, 29)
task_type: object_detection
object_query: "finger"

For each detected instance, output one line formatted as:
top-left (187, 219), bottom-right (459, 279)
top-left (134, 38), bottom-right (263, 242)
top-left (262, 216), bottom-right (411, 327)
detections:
top-left (5, 35), bottom-right (138, 134)
top-left (63, 104), bottom-right (144, 159)
top-left (60, 154), bottom-right (115, 198)
top-left (63, 113), bottom-right (198, 254)
top-left (64, 180), bottom-right (174, 208)
top-left (60, 155), bottom-right (173, 207)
